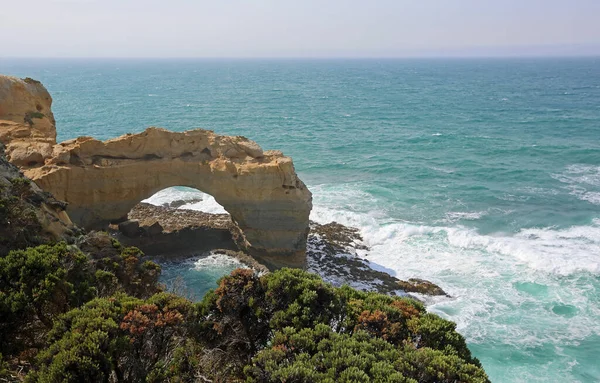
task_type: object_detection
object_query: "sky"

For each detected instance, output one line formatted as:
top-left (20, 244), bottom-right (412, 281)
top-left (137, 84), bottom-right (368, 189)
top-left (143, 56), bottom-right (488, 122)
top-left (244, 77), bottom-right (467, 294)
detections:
top-left (1, 0), bottom-right (599, 58)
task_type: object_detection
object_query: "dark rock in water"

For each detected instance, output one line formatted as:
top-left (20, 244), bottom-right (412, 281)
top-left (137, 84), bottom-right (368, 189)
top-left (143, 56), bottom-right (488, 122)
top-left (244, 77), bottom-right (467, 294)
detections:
top-left (145, 221), bottom-right (163, 236)
top-left (397, 278), bottom-right (449, 297)
top-left (118, 219), bottom-right (141, 237)
top-left (307, 220), bottom-right (449, 298)
top-left (162, 198), bottom-right (202, 209)
top-left (310, 221), bottom-right (368, 251)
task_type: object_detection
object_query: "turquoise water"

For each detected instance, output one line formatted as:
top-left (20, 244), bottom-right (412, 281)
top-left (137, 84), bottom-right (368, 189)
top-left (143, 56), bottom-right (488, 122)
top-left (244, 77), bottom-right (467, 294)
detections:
top-left (2, 58), bottom-right (600, 382)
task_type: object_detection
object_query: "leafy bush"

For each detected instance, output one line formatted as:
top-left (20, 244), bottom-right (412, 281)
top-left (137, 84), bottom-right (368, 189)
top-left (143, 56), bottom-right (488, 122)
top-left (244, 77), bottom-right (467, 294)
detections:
top-left (0, 243), bottom-right (95, 355)
top-left (197, 268), bottom-right (488, 381)
top-left (0, 237), bottom-right (162, 361)
top-left (28, 294), bottom-right (199, 383)
top-left (245, 325), bottom-right (488, 383)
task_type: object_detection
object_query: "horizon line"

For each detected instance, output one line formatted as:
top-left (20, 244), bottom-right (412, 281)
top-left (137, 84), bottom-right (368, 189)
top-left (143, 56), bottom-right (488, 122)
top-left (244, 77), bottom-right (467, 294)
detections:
top-left (2, 54), bottom-right (600, 60)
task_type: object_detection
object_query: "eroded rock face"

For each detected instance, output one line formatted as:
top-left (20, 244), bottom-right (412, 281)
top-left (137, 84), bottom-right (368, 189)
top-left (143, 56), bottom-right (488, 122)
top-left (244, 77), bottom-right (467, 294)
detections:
top-left (0, 145), bottom-right (76, 255)
top-left (0, 75), bottom-right (312, 268)
top-left (0, 76), bottom-right (56, 167)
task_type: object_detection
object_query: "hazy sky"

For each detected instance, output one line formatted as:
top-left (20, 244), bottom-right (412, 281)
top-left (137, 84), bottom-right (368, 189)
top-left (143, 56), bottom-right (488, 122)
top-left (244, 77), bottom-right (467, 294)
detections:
top-left (1, 0), bottom-right (599, 58)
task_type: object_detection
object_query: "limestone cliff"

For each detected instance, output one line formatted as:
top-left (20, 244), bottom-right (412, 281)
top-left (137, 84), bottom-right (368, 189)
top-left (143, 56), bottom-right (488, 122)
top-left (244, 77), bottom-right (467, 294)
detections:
top-left (0, 144), bottom-right (76, 255)
top-left (0, 76), bottom-right (56, 167)
top-left (0, 75), bottom-right (312, 268)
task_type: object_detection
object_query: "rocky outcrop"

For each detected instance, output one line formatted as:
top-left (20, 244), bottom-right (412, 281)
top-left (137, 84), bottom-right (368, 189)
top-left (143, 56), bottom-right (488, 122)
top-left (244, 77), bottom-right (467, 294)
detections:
top-left (112, 202), bottom-right (239, 259)
top-left (0, 75), bottom-right (312, 268)
top-left (307, 221), bottom-right (448, 297)
top-left (0, 76), bottom-right (56, 167)
top-left (0, 144), bottom-right (76, 255)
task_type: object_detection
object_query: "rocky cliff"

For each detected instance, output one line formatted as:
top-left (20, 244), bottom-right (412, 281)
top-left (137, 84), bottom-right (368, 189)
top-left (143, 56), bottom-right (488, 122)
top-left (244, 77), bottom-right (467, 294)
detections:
top-left (0, 75), bottom-right (312, 268)
top-left (0, 76), bottom-right (56, 167)
top-left (0, 144), bottom-right (76, 255)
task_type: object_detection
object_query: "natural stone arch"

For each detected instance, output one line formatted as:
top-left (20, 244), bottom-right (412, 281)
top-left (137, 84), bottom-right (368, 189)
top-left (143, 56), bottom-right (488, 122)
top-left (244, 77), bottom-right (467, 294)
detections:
top-left (25, 128), bottom-right (312, 268)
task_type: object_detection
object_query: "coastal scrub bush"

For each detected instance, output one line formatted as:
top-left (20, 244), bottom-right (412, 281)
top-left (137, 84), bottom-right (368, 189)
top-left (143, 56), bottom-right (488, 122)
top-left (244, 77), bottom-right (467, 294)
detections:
top-left (0, 243), bottom-right (95, 355)
top-left (23, 111), bottom-right (45, 126)
top-left (244, 324), bottom-right (489, 383)
top-left (28, 293), bottom-right (200, 382)
top-left (0, 237), bottom-right (162, 360)
top-left (79, 232), bottom-right (162, 299)
top-left (197, 268), bottom-right (488, 381)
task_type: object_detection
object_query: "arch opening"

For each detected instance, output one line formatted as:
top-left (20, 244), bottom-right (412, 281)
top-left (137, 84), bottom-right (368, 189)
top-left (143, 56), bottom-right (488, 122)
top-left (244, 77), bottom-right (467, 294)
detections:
top-left (142, 186), bottom-right (228, 215)
top-left (113, 186), bottom-right (240, 261)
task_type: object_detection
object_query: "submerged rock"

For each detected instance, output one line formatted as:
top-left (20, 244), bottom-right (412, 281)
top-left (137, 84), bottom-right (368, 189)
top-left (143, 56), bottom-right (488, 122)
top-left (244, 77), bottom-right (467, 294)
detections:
top-left (396, 278), bottom-right (449, 297)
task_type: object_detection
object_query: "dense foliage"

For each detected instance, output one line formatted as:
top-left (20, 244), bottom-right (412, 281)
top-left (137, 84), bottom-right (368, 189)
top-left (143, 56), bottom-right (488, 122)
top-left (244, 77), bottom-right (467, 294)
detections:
top-left (10, 266), bottom-right (488, 382)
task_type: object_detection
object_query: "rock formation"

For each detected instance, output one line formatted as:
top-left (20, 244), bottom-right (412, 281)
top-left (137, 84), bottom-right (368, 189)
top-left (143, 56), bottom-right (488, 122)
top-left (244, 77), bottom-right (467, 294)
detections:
top-left (0, 75), bottom-right (312, 268)
top-left (0, 76), bottom-right (56, 167)
top-left (0, 144), bottom-right (76, 255)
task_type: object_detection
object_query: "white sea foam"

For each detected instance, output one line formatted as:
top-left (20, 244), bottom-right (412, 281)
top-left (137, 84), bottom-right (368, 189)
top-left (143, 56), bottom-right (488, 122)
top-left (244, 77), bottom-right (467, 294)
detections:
top-left (554, 165), bottom-right (600, 185)
top-left (445, 211), bottom-right (487, 222)
top-left (181, 197), bottom-right (228, 215)
top-left (143, 187), bottom-right (228, 214)
top-left (192, 252), bottom-right (247, 271)
top-left (552, 165), bottom-right (600, 206)
top-left (309, 191), bottom-right (600, 359)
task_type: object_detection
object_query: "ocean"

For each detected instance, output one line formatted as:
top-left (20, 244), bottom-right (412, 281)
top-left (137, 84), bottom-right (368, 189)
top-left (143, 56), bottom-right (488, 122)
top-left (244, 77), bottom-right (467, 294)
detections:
top-left (1, 57), bottom-right (599, 382)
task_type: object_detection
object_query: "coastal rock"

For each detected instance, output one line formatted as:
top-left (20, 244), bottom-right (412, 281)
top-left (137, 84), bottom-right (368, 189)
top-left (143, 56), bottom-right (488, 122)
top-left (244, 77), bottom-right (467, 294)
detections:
top-left (307, 221), bottom-right (448, 297)
top-left (163, 198), bottom-right (202, 209)
top-left (144, 221), bottom-right (163, 237)
top-left (0, 76), bottom-right (56, 167)
top-left (0, 75), bottom-right (312, 268)
top-left (118, 219), bottom-right (141, 237)
top-left (113, 202), bottom-right (238, 259)
top-left (0, 144), bottom-right (76, 255)
top-left (396, 278), bottom-right (449, 297)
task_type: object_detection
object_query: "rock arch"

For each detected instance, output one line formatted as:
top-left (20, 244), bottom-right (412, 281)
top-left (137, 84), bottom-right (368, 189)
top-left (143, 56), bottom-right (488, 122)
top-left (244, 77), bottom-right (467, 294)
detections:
top-left (25, 128), bottom-right (312, 268)
top-left (1, 75), bottom-right (312, 268)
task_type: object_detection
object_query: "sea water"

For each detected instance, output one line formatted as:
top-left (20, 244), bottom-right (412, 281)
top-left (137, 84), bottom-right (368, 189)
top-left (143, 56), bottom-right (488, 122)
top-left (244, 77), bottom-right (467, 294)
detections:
top-left (1, 58), bottom-right (599, 382)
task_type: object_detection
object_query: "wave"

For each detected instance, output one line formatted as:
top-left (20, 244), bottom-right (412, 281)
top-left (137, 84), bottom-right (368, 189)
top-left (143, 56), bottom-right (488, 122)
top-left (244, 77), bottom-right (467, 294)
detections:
top-left (552, 164), bottom-right (600, 205)
top-left (192, 252), bottom-right (247, 271)
top-left (309, 201), bottom-right (600, 379)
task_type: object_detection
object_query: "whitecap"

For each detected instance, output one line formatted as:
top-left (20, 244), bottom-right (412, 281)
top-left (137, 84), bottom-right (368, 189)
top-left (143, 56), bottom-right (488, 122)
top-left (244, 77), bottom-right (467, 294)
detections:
top-left (445, 211), bottom-right (487, 222)
top-left (192, 252), bottom-right (247, 271)
top-left (181, 196), bottom-right (228, 215)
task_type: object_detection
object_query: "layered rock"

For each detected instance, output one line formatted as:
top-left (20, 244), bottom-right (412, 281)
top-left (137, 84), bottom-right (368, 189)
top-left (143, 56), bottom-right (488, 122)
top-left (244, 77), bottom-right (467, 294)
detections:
top-left (0, 76), bottom-right (56, 167)
top-left (0, 75), bottom-right (312, 268)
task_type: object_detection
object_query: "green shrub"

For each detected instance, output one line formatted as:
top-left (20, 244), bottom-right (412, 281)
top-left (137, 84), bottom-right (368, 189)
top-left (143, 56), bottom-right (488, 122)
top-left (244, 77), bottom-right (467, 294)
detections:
top-left (0, 243), bottom-right (95, 355)
top-left (23, 111), bottom-right (45, 126)
top-left (197, 268), bottom-right (488, 381)
top-left (245, 325), bottom-right (488, 383)
top-left (28, 294), bottom-right (199, 383)
top-left (0, 185), bottom-right (44, 256)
